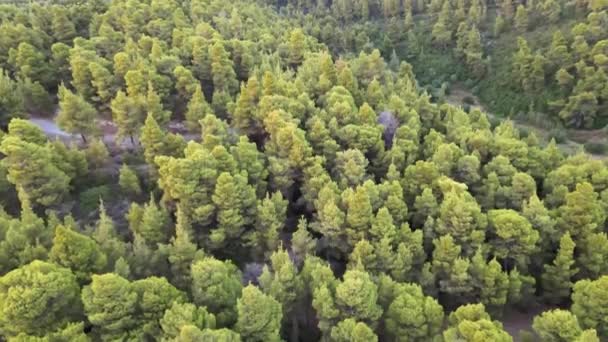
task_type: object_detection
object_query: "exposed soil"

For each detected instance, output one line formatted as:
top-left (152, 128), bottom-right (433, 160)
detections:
top-left (29, 116), bottom-right (199, 149)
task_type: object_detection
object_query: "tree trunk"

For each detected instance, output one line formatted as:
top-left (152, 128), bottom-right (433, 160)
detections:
top-left (290, 314), bottom-right (299, 342)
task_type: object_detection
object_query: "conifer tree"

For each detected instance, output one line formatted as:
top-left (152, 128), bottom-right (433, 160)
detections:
top-left (287, 28), bottom-right (306, 67)
top-left (236, 285), bottom-right (282, 342)
top-left (111, 90), bottom-right (144, 144)
top-left (248, 191), bottom-right (287, 257)
top-left (119, 164), bottom-right (142, 196)
top-left (160, 302), bottom-right (216, 340)
top-left (259, 247), bottom-right (303, 340)
top-left (93, 201), bottom-right (127, 269)
top-left (1, 136), bottom-right (70, 207)
top-left (191, 257), bottom-right (243, 327)
top-left (82, 273), bottom-right (138, 340)
top-left (384, 283), bottom-right (444, 341)
top-left (331, 319), bottom-right (378, 342)
top-left (334, 267), bottom-right (382, 327)
top-left (51, 7), bottom-right (76, 44)
top-left (138, 197), bottom-right (171, 245)
top-left (515, 5), bottom-right (529, 31)
top-left (146, 82), bottom-right (170, 126)
top-left (57, 84), bottom-right (97, 143)
top-left (0, 261), bottom-right (81, 337)
top-left (210, 41), bottom-right (238, 95)
top-left (89, 62), bottom-right (115, 105)
top-left (541, 232), bottom-right (578, 304)
top-left (50, 225), bottom-right (107, 282)
top-left (488, 209), bottom-right (538, 269)
top-left (571, 276), bottom-right (608, 339)
top-left (86, 139), bottom-right (110, 169)
top-left (211, 172), bottom-right (256, 249)
top-left (532, 309), bottom-right (583, 341)
top-left (185, 85), bottom-right (213, 132)
top-left (443, 303), bottom-right (512, 341)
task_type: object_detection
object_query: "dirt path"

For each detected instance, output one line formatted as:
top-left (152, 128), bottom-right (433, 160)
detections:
top-left (445, 85), bottom-right (607, 160)
top-left (29, 116), bottom-right (199, 148)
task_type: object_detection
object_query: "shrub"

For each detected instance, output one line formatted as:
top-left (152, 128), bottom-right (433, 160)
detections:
top-left (462, 96), bottom-right (476, 105)
top-left (584, 142), bottom-right (608, 155)
top-left (548, 128), bottom-right (568, 144)
top-left (79, 185), bottom-right (111, 213)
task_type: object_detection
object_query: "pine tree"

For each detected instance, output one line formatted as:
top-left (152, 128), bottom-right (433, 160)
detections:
top-left (111, 90), bottom-right (145, 143)
top-left (571, 276), bottom-right (608, 339)
top-left (345, 185), bottom-right (373, 249)
top-left (432, 2), bottom-right (453, 48)
top-left (191, 257), bottom-right (243, 327)
top-left (210, 41), bottom-right (238, 95)
top-left (160, 302), bottom-right (216, 340)
top-left (515, 5), bottom-right (529, 31)
top-left (185, 85), bottom-right (213, 132)
top-left (556, 182), bottom-right (604, 241)
top-left (82, 273), bottom-right (138, 340)
top-left (532, 309), bottom-right (583, 341)
top-left (0, 261), bottom-right (81, 337)
top-left (502, 0), bottom-right (515, 20)
top-left (131, 276), bottom-right (186, 338)
top-left (331, 319), bottom-right (378, 342)
top-left (436, 190), bottom-right (486, 256)
top-left (86, 138), bottom-right (110, 168)
top-left (119, 164), bottom-right (142, 196)
top-left (137, 198), bottom-right (171, 245)
top-left (89, 62), bottom-right (115, 105)
top-left (146, 82), bottom-right (170, 126)
top-left (443, 303), bottom-right (511, 341)
top-left (236, 285), bottom-right (283, 342)
top-left (50, 7), bottom-right (76, 44)
top-left (541, 232), bottom-right (578, 304)
top-left (163, 205), bottom-right (202, 290)
top-left (49, 225), bottom-right (107, 282)
top-left (494, 15), bottom-right (506, 36)
top-left (259, 247), bottom-right (303, 340)
top-left (288, 28), bottom-right (306, 67)
top-left (488, 209), bottom-right (539, 269)
top-left (210, 172), bottom-right (255, 249)
top-left (10, 42), bottom-right (51, 88)
top-left (291, 217), bottom-right (317, 266)
top-left (0, 136), bottom-right (70, 207)
top-left (384, 284), bottom-right (444, 341)
top-left (173, 66), bottom-right (198, 100)
top-left (93, 201), bottom-right (127, 269)
top-left (334, 267), bottom-right (382, 327)
top-left (57, 84), bottom-right (97, 143)
top-left (248, 191), bottom-right (287, 258)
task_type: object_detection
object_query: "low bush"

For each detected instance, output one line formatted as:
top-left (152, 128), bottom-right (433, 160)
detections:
top-left (584, 142), bottom-right (608, 155)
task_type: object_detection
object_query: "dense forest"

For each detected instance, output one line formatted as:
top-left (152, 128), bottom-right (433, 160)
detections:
top-left (0, 0), bottom-right (607, 341)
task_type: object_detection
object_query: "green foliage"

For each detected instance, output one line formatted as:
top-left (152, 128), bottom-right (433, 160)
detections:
top-left (191, 257), bottom-right (242, 327)
top-left (532, 309), bottom-right (584, 342)
top-left (0, 0), bottom-right (607, 340)
top-left (50, 225), bottom-right (107, 282)
top-left (118, 164), bottom-right (142, 196)
top-left (57, 85), bottom-right (97, 142)
top-left (0, 261), bottom-right (82, 337)
top-left (443, 303), bottom-right (512, 341)
top-left (235, 285), bottom-right (282, 342)
top-left (571, 276), bottom-right (608, 339)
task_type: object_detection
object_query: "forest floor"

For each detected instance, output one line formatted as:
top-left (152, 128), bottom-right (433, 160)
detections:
top-left (445, 85), bottom-right (608, 160)
top-left (29, 116), bottom-right (199, 149)
top-left (501, 305), bottom-right (552, 341)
